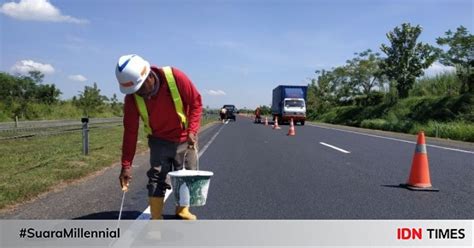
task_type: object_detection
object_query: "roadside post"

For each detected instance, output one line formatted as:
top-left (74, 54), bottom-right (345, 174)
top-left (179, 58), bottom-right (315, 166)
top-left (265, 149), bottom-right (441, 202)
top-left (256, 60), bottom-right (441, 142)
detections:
top-left (81, 117), bottom-right (89, 155)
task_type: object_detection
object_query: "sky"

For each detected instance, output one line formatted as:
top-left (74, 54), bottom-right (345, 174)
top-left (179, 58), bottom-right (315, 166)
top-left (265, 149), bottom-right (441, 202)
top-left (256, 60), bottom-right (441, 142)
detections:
top-left (0, 0), bottom-right (472, 109)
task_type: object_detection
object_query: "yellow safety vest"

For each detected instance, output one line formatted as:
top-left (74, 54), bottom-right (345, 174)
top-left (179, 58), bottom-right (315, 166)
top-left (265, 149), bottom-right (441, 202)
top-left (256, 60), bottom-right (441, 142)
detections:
top-left (134, 66), bottom-right (187, 135)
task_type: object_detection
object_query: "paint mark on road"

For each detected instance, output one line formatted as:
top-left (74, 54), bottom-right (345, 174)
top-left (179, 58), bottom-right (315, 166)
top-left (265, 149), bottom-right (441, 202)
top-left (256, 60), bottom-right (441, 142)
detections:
top-left (320, 142), bottom-right (351, 154)
top-left (199, 124), bottom-right (225, 157)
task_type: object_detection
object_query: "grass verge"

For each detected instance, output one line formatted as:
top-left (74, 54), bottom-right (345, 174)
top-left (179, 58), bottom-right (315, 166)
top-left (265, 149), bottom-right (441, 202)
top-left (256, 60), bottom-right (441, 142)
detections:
top-left (0, 117), bottom-right (217, 209)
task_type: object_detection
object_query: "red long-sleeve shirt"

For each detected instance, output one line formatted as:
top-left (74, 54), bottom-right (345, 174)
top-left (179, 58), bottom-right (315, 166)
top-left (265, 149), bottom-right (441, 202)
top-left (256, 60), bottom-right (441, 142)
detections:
top-left (121, 66), bottom-right (202, 168)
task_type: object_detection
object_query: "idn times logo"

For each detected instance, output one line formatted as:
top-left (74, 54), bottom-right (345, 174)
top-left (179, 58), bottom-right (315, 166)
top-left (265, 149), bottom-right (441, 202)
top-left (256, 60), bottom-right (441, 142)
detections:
top-left (397, 228), bottom-right (465, 240)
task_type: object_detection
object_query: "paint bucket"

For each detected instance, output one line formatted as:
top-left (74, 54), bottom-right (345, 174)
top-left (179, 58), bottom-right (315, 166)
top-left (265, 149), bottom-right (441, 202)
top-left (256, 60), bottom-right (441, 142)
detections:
top-left (169, 169), bottom-right (213, 206)
top-left (168, 147), bottom-right (213, 207)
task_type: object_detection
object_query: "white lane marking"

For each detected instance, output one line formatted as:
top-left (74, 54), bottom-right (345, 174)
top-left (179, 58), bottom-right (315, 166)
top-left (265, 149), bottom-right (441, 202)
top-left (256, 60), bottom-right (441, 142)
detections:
top-left (309, 124), bottom-right (474, 155)
top-left (225, 119), bottom-right (230, 124)
top-left (320, 142), bottom-right (351, 154)
top-left (427, 144), bottom-right (474, 154)
top-left (199, 124), bottom-right (225, 157)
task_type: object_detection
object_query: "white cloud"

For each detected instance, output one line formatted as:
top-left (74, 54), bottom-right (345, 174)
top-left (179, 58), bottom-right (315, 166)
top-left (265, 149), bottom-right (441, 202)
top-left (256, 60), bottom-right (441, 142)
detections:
top-left (11, 60), bottom-right (55, 75)
top-left (0, 0), bottom-right (88, 24)
top-left (424, 61), bottom-right (456, 77)
top-left (206, 89), bottom-right (227, 96)
top-left (68, 74), bottom-right (87, 82)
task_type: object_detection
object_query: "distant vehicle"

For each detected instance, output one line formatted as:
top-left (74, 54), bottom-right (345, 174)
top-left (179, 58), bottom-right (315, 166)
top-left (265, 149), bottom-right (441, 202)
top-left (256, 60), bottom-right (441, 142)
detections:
top-left (271, 85), bottom-right (308, 125)
top-left (222, 104), bottom-right (237, 121)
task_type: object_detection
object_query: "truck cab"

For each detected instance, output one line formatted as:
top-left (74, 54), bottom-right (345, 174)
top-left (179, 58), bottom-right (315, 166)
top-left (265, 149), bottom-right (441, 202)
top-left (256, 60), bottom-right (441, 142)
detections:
top-left (283, 98), bottom-right (306, 124)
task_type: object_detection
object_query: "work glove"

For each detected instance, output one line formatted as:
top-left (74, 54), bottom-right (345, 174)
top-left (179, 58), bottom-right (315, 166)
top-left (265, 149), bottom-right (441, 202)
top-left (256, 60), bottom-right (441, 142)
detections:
top-left (119, 167), bottom-right (132, 192)
top-left (187, 132), bottom-right (197, 149)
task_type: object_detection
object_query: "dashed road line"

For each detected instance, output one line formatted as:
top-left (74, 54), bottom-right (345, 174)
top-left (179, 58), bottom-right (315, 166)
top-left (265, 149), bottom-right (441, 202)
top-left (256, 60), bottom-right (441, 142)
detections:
top-left (320, 142), bottom-right (351, 154)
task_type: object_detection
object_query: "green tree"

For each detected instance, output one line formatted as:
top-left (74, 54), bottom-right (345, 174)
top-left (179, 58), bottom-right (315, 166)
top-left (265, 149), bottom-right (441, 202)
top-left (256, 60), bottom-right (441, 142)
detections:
top-left (109, 93), bottom-right (123, 116)
top-left (436, 25), bottom-right (474, 93)
top-left (306, 80), bottom-right (319, 118)
top-left (27, 70), bottom-right (61, 104)
top-left (313, 67), bottom-right (355, 105)
top-left (76, 83), bottom-right (108, 116)
top-left (0, 71), bottom-right (62, 119)
top-left (345, 49), bottom-right (385, 95)
top-left (28, 71), bottom-right (44, 84)
top-left (308, 69), bottom-right (339, 115)
top-left (258, 105), bottom-right (271, 115)
top-left (380, 23), bottom-right (439, 98)
top-left (0, 72), bottom-right (17, 105)
top-left (35, 84), bottom-right (61, 104)
top-left (331, 66), bottom-right (353, 102)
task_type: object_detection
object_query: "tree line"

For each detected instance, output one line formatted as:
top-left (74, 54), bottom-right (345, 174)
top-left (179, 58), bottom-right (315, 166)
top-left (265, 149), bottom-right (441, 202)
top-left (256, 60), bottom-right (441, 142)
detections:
top-left (0, 71), bottom-right (122, 121)
top-left (305, 23), bottom-right (472, 117)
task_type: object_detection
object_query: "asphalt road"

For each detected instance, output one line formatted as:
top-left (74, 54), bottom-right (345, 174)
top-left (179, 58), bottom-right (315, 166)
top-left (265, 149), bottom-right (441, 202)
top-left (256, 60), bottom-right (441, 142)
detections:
top-left (1, 116), bottom-right (473, 219)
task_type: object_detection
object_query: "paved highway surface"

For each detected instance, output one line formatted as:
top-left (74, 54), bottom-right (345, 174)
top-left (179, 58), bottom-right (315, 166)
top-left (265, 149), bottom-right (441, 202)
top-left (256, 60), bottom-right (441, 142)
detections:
top-left (1, 115), bottom-right (473, 219)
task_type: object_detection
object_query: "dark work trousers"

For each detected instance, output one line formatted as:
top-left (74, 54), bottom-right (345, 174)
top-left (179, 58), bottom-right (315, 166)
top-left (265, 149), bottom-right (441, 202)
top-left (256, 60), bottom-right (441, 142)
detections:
top-left (147, 136), bottom-right (198, 197)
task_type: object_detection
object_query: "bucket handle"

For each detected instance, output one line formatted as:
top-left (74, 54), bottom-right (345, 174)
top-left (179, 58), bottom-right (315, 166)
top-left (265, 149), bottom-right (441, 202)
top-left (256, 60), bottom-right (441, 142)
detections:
top-left (182, 145), bottom-right (199, 171)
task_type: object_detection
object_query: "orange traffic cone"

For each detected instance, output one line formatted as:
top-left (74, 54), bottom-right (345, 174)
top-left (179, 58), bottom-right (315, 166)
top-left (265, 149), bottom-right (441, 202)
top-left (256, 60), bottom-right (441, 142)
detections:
top-left (264, 117), bottom-right (268, 126)
top-left (273, 116), bottom-right (281, 129)
top-left (401, 131), bottom-right (438, 191)
top-left (287, 118), bottom-right (296, 136)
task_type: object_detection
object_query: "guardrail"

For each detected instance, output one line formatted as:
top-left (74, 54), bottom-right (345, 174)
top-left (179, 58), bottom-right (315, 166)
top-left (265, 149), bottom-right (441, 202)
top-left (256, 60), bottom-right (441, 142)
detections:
top-left (0, 118), bottom-right (123, 141)
top-left (0, 114), bottom-right (218, 141)
top-left (0, 117), bottom-right (122, 130)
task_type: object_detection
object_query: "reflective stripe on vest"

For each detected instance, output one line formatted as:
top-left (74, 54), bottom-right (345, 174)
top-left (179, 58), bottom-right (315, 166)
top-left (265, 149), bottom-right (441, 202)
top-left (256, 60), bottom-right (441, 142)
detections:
top-left (163, 66), bottom-right (187, 129)
top-left (134, 94), bottom-right (152, 135)
top-left (134, 66), bottom-right (188, 135)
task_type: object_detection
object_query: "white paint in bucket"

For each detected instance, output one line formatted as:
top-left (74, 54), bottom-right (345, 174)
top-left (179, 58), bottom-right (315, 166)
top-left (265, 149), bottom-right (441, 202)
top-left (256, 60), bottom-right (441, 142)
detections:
top-left (169, 170), bottom-right (213, 177)
top-left (178, 183), bottom-right (190, 206)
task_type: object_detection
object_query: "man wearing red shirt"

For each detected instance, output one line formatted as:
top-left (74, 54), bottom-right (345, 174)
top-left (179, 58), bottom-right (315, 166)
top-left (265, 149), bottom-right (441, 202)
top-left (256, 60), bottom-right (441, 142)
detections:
top-left (115, 54), bottom-right (203, 220)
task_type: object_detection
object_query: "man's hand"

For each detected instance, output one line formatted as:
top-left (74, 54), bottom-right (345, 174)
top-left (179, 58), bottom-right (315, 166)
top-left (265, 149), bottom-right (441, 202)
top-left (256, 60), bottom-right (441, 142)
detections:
top-left (119, 167), bottom-right (132, 192)
top-left (187, 132), bottom-right (197, 148)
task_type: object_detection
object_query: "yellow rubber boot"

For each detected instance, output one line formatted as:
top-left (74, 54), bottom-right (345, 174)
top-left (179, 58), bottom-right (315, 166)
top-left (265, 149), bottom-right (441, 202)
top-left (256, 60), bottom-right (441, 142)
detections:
top-left (175, 206), bottom-right (197, 220)
top-left (149, 197), bottom-right (164, 220)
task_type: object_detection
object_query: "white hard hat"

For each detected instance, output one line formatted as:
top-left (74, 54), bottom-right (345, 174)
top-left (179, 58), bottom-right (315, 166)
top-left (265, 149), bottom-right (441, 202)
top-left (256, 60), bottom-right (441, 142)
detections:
top-left (115, 54), bottom-right (151, 94)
